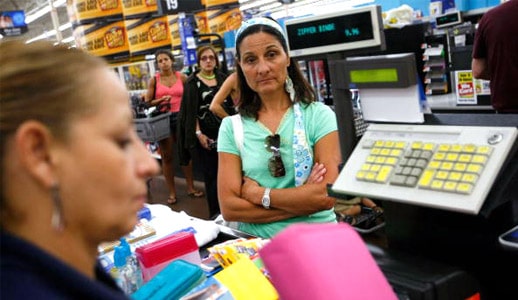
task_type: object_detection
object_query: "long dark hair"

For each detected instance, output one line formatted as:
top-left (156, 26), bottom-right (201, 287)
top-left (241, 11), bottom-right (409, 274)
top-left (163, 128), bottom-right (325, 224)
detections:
top-left (235, 20), bottom-right (316, 120)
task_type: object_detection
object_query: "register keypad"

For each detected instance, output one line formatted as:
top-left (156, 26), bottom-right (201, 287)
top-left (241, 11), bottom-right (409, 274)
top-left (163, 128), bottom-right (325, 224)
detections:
top-left (356, 139), bottom-right (493, 195)
top-left (332, 124), bottom-right (517, 215)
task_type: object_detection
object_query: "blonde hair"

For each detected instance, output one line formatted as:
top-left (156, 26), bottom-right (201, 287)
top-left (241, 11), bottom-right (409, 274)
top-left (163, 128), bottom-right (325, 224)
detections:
top-left (0, 40), bottom-right (109, 205)
top-left (0, 40), bottom-right (108, 139)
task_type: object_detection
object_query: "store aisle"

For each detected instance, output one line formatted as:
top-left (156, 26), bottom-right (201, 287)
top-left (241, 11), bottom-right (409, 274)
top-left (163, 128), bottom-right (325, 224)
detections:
top-left (147, 175), bottom-right (210, 220)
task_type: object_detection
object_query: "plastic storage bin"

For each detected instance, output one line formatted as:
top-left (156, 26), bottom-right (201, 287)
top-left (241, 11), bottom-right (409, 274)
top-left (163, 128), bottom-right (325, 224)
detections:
top-left (134, 112), bottom-right (171, 142)
top-left (135, 231), bottom-right (201, 282)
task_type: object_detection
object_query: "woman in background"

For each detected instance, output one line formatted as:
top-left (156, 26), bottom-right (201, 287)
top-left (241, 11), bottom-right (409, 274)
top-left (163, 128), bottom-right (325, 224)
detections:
top-left (216, 17), bottom-right (341, 238)
top-left (145, 49), bottom-right (203, 204)
top-left (178, 45), bottom-right (231, 219)
top-left (209, 71), bottom-right (240, 119)
top-left (0, 40), bottom-right (159, 298)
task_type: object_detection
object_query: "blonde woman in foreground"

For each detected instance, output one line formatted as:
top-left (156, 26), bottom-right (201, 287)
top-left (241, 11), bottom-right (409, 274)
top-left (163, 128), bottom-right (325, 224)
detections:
top-left (0, 40), bottom-right (159, 298)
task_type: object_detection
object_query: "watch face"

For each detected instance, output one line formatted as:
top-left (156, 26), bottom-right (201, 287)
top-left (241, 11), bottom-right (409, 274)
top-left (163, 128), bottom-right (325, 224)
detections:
top-left (262, 194), bottom-right (270, 209)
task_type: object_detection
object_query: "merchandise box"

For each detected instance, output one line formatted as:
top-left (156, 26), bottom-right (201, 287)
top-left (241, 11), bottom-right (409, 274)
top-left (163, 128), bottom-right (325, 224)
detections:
top-left (67, 0), bottom-right (123, 25)
top-left (194, 12), bottom-right (210, 35)
top-left (167, 14), bottom-right (182, 50)
top-left (125, 15), bottom-right (172, 58)
top-left (122, 0), bottom-right (158, 19)
top-left (73, 20), bottom-right (130, 62)
top-left (205, 5), bottom-right (242, 39)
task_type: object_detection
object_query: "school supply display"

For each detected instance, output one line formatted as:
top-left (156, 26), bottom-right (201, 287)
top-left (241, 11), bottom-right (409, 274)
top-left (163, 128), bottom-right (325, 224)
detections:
top-left (98, 220), bottom-right (156, 254)
top-left (135, 231), bottom-right (201, 282)
top-left (191, 237), bottom-right (278, 300)
top-left (131, 260), bottom-right (205, 300)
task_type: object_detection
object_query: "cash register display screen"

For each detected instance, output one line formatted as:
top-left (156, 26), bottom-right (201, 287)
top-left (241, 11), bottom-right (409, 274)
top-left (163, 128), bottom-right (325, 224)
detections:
top-left (284, 6), bottom-right (382, 57)
top-left (350, 68), bottom-right (399, 83)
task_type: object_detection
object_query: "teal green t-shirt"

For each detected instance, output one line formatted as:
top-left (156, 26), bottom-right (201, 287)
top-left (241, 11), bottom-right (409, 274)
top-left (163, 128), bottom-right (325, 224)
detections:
top-left (218, 102), bottom-right (338, 238)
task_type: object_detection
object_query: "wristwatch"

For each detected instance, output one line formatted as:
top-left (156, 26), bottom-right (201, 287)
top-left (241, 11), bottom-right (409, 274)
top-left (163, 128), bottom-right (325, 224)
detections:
top-left (262, 188), bottom-right (271, 209)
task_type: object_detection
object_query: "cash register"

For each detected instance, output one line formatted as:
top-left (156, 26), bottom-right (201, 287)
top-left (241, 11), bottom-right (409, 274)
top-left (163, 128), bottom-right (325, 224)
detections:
top-left (329, 52), bottom-right (518, 299)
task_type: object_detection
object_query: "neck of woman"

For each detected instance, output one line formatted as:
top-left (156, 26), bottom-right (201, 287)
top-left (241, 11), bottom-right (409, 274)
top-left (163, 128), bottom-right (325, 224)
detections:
top-left (161, 70), bottom-right (174, 76)
top-left (260, 91), bottom-right (292, 111)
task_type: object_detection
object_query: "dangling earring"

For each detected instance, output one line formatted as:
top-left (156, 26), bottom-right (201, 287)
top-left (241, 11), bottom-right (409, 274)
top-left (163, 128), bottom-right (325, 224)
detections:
top-left (285, 76), bottom-right (295, 102)
top-left (51, 184), bottom-right (65, 232)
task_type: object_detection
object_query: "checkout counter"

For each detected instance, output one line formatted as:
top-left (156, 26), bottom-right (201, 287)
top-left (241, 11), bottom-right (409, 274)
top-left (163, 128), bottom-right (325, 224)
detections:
top-left (426, 93), bottom-right (493, 113)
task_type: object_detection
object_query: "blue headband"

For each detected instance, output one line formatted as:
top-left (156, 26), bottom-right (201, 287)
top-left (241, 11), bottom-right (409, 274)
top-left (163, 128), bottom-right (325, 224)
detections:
top-left (235, 17), bottom-right (287, 45)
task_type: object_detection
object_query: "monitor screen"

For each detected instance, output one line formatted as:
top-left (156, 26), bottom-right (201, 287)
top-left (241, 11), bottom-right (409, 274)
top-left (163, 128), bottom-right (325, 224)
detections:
top-left (284, 5), bottom-right (385, 57)
top-left (0, 10), bottom-right (28, 37)
top-left (435, 11), bottom-right (462, 28)
top-left (343, 53), bottom-right (418, 89)
top-left (340, 53), bottom-right (425, 124)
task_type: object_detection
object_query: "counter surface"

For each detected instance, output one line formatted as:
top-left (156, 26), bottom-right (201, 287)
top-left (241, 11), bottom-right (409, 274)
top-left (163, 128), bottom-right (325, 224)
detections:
top-left (427, 93), bottom-right (494, 112)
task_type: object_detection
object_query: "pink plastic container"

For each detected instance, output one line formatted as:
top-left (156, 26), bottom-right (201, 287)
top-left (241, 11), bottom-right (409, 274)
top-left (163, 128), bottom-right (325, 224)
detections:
top-left (135, 232), bottom-right (201, 282)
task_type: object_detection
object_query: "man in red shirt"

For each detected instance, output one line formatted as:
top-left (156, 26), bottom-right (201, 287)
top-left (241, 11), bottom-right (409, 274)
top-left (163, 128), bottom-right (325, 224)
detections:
top-left (471, 0), bottom-right (518, 113)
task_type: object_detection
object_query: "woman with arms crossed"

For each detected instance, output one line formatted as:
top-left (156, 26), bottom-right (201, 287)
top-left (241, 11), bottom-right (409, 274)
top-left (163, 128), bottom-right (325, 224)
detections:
top-left (0, 40), bottom-right (160, 298)
top-left (216, 18), bottom-right (341, 238)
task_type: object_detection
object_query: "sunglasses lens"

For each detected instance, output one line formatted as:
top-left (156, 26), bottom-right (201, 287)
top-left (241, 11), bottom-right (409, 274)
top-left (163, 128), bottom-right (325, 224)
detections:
top-left (268, 155), bottom-right (286, 177)
top-left (265, 134), bottom-right (285, 177)
top-left (201, 55), bottom-right (215, 61)
top-left (265, 134), bottom-right (280, 151)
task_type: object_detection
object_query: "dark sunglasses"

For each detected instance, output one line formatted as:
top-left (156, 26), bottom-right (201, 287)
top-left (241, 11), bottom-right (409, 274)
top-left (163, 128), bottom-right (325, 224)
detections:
top-left (265, 134), bottom-right (286, 177)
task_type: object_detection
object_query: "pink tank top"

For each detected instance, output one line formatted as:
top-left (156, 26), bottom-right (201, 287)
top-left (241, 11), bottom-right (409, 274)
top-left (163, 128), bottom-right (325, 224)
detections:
top-left (155, 71), bottom-right (183, 113)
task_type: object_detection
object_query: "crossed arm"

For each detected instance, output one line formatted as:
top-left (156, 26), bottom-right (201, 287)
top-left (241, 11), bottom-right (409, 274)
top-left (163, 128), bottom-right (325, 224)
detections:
top-left (217, 131), bottom-right (341, 223)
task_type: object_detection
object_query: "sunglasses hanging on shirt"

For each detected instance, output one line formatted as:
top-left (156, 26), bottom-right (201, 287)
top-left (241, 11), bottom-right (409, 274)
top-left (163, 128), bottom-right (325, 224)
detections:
top-left (265, 134), bottom-right (286, 177)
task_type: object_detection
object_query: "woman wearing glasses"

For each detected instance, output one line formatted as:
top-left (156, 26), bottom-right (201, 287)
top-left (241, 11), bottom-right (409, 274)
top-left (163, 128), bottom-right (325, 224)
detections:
top-left (178, 45), bottom-right (234, 219)
top-left (216, 17), bottom-right (342, 238)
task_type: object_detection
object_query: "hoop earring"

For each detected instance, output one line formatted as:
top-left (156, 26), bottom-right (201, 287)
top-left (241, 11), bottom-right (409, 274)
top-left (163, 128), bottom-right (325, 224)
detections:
top-left (51, 184), bottom-right (65, 232)
top-left (285, 76), bottom-right (295, 102)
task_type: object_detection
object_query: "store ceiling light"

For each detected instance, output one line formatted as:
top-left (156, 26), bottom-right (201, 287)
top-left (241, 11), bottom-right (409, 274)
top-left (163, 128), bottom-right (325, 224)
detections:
top-left (26, 21), bottom-right (71, 43)
top-left (240, 0), bottom-right (278, 11)
top-left (25, 0), bottom-right (66, 24)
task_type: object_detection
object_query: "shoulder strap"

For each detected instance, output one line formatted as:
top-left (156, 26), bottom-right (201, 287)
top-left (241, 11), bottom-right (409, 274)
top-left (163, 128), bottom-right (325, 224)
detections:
top-left (230, 114), bottom-right (243, 154)
top-left (293, 103), bottom-right (313, 186)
